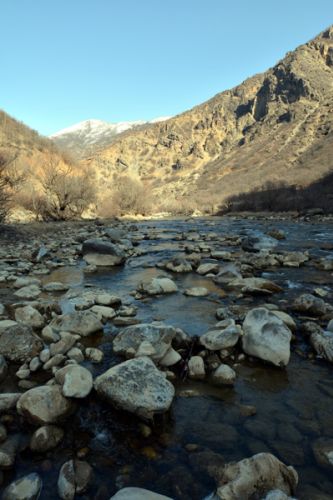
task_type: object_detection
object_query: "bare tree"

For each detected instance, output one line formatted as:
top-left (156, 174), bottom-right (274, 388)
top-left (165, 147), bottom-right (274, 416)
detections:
top-left (0, 152), bottom-right (24, 221)
top-left (110, 174), bottom-right (152, 215)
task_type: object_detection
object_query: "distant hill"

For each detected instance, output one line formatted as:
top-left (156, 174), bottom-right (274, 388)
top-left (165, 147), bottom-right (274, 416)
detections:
top-left (81, 25), bottom-right (333, 211)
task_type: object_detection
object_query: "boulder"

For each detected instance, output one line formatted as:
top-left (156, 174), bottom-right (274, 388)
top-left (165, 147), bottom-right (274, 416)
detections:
top-left (2, 473), bottom-right (42, 500)
top-left (138, 277), bottom-right (178, 295)
top-left (165, 258), bottom-right (192, 273)
top-left (15, 305), bottom-right (45, 329)
top-left (110, 488), bottom-right (172, 499)
top-left (82, 238), bottom-right (126, 266)
top-left (113, 323), bottom-right (179, 363)
top-left (188, 356), bottom-right (206, 380)
top-left (0, 324), bottom-right (42, 363)
top-left (292, 294), bottom-right (328, 316)
top-left (0, 393), bottom-right (21, 413)
top-left (200, 322), bottom-right (241, 350)
top-left (56, 365), bottom-right (93, 398)
top-left (94, 357), bottom-right (175, 419)
top-left (196, 263), bottom-right (219, 275)
top-left (30, 425), bottom-right (64, 452)
top-left (17, 385), bottom-right (74, 425)
top-left (49, 311), bottom-right (103, 337)
top-left (216, 453), bottom-right (298, 499)
top-left (211, 364), bottom-right (236, 386)
top-left (242, 308), bottom-right (292, 367)
top-left (214, 264), bottom-right (242, 285)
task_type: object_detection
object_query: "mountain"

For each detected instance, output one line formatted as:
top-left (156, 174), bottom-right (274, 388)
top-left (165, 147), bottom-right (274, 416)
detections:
top-left (50, 117), bottom-right (171, 159)
top-left (83, 26), bottom-right (333, 211)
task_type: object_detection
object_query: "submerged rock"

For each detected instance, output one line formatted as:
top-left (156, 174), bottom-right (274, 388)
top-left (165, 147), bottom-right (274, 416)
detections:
top-left (17, 385), bottom-right (74, 425)
top-left (242, 308), bottom-right (292, 367)
top-left (216, 452), bottom-right (298, 499)
top-left (94, 357), bottom-right (175, 419)
top-left (292, 294), bottom-right (329, 316)
top-left (82, 238), bottom-right (126, 266)
top-left (310, 329), bottom-right (333, 363)
top-left (30, 425), bottom-right (64, 452)
top-left (312, 438), bottom-right (333, 469)
top-left (184, 287), bottom-right (209, 297)
top-left (57, 459), bottom-right (92, 499)
top-left (2, 472), bottom-right (42, 500)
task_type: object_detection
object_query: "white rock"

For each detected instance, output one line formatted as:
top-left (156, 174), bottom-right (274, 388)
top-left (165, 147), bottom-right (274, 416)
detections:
top-left (188, 356), bottom-right (205, 380)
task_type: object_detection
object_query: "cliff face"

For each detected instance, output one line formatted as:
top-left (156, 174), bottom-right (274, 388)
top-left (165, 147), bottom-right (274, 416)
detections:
top-left (84, 26), bottom-right (333, 207)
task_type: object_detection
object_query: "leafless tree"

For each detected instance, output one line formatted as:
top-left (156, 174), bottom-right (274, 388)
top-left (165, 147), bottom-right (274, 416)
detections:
top-left (0, 152), bottom-right (24, 221)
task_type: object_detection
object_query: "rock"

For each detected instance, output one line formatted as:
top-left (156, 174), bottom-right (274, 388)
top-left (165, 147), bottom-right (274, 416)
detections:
top-left (110, 488), bottom-right (172, 499)
top-left (159, 347), bottom-right (182, 367)
top-left (200, 322), bottom-right (241, 350)
top-left (58, 365), bottom-right (93, 398)
top-left (0, 324), bottom-right (42, 362)
top-left (228, 277), bottom-right (283, 295)
top-left (29, 356), bottom-right (42, 372)
top-left (271, 311), bottom-right (296, 331)
top-left (91, 305), bottom-right (116, 320)
top-left (13, 277), bottom-right (41, 289)
top-left (96, 293), bottom-right (121, 306)
top-left (214, 264), bottom-right (242, 285)
top-left (2, 472), bottom-right (42, 500)
top-left (184, 287), bottom-right (209, 297)
top-left (30, 425), bottom-right (64, 452)
top-left (263, 490), bottom-right (294, 500)
top-left (188, 356), bottom-right (206, 380)
top-left (82, 238), bottom-right (126, 266)
top-left (241, 235), bottom-right (277, 252)
top-left (328, 319), bottom-right (333, 333)
top-left (57, 460), bottom-right (75, 500)
top-left (13, 285), bottom-right (41, 300)
top-left (0, 355), bottom-right (8, 382)
top-left (17, 385), bottom-right (74, 425)
top-left (0, 434), bottom-right (20, 467)
top-left (41, 325), bottom-right (60, 343)
top-left (85, 347), bottom-right (104, 363)
top-left (43, 282), bottom-right (69, 292)
top-left (211, 364), bottom-right (236, 385)
top-left (197, 263), bottom-right (219, 275)
top-left (312, 438), bottom-right (333, 469)
top-left (165, 258), bottom-right (192, 273)
top-left (66, 347), bottom-right (84, 362)
top-left (113, 323), bottom-right (179, 363)
top-left (0, 392), bottom-right (21, 413)
top-left (94, 357), bottom-right (175, 419)
top-left (0, 424), bottom-right (7, 442)
top-left (15, 305), bottom-right (45, 329)
top-left (49, 311), bottom-right (103, 337)
top-left (242, 308), bottom-right (292, 367)
top-left (292, 294), bottom-right (328, 316)
top-left (0, 319), bottom-right (18, 331)
top-left (39, 348), bottom-right (50, 363)
top-left (216, 452), bottom-right (298, 499)
top-left (50, 333), bottom-right (77, 356)
top-left (138, 277), bottom-right (178, 295)
top-left (267, 229), bottom-right (286, 240)
top-left (43, 354), bottom-right (66, 370)
top-left (310, 329), bottom-right (333, 363)
top-left (105, 227), bottom-right (126, 242)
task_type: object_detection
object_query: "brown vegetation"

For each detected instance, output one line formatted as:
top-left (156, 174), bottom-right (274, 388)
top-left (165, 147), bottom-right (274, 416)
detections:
top-left (0, 152), bottom-right (25, 221)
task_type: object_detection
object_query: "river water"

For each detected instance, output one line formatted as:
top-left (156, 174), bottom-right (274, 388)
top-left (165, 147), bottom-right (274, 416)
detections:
top-left (1, 217), bottom-right (333, 499)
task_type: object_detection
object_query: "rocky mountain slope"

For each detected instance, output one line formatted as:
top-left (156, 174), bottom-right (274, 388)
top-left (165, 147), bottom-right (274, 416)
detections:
top-left (83, 26), bottom-right (333, 209)
top-left (51, 117), bottom-right (171, 159)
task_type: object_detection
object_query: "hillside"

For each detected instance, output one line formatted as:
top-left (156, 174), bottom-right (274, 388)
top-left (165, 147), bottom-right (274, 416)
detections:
top-left (82, 26), bottom-right (333, 210)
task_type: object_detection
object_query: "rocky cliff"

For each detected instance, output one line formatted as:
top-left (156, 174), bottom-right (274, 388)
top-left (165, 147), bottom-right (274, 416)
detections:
top-left (83, 26), bottom-right (333, 209)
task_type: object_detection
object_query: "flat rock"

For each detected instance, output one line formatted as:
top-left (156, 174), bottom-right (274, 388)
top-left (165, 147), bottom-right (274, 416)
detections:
top-left (13, 285), bottom-right (41, 300)
top-left (94, 357), bottom-right (175, 419)
top-left (184, 287), bottom-right (209, 297)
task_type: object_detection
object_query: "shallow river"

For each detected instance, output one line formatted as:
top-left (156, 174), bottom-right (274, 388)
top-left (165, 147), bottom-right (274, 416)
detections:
top-left (1, 217), bottom-right (333, 499)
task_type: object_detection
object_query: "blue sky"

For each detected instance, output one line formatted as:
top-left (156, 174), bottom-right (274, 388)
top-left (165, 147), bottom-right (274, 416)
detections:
top-left (1, 0), bottom-right (332, 135)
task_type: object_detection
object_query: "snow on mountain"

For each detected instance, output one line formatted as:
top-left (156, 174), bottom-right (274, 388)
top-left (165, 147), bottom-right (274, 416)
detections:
top-left (50, 116), bottom-right (172, 158)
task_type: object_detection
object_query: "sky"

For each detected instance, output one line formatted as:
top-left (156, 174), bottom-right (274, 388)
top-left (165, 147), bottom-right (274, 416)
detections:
top-left (1, 0), bottom-right (332, 136)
